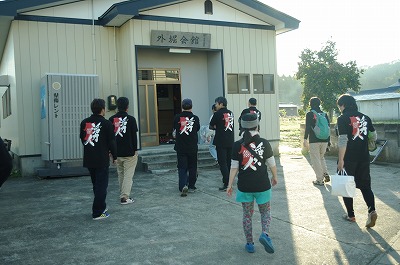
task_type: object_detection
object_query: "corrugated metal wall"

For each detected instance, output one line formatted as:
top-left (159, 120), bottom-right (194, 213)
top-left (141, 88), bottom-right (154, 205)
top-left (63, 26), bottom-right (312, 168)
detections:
top-left (12, 20), bottom-right (117, 156)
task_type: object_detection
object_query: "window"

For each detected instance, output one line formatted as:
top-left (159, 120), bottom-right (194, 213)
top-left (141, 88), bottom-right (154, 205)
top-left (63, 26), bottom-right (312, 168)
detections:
top-left (2, 87), bottom-right (11, 119)
top-left (138, 69), bottom-right (180, 81)
top-left (227, 74), bottom-right (249, 94)
top-left (253, 74), bottom-right (274, 94)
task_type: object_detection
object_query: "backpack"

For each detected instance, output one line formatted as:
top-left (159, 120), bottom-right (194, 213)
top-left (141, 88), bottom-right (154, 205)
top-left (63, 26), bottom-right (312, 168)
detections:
top-left (311, 110), bottom-right (330, 140)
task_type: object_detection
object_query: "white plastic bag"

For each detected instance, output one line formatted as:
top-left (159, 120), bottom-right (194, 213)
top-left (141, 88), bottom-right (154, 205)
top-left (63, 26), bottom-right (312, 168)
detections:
top-left (330, 169), bottom-right (356, 198)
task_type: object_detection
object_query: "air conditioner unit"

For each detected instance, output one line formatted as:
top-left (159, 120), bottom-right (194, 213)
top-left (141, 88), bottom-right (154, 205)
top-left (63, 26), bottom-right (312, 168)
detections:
top-left (40, 74), bottom-right (99, 162)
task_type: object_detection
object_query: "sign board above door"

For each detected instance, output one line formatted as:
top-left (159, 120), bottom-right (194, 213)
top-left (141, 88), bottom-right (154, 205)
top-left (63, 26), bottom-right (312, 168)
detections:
top-left (150, 30), bottom-right (211, 49)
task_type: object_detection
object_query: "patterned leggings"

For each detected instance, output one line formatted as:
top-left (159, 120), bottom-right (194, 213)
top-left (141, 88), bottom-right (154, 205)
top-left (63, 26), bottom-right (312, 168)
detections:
top-left (242, 201), bottom-right (271, 243)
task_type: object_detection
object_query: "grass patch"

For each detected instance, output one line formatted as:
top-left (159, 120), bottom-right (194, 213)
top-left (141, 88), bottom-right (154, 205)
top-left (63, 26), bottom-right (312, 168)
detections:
top-left (10, 169), bottom-right (22, 178)
top-left (279, 116), bottom-right (303, 155)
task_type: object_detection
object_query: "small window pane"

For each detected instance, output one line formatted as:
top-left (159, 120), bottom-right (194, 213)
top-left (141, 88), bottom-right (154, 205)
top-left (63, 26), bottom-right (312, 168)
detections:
top-left (2, 88), bottom-right (11, 119)
top-left (264, 74), bottom-right (274, 93)
top-left (227, 74), bottom-right (238, 94)
top-left (239, 74), bottom-right (249, 94)
top-left (253, 74), bottom-right (263, 94)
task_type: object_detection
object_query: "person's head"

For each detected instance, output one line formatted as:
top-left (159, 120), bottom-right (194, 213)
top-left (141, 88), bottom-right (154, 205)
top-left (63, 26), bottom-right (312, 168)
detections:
top-left (117, 97), bottom-right (129, 112)
top-left (337, 94), bottom-right (358, 112)
top-left (90, 98), bottom-right (106, 115)
top-left (215, 96), bottom-right (227, 110)
top-left (241, 113), bottom-right (259, 131)
top-left (211, 104), bottom-right (217, 113)
top-left (182, 98), bottom-right (192, 110)
top-left (248, 98), bottom-right (257, 107)
top-left (309, 97), bottom-right (321, 109)
top-left (240, 113), bottom-right (259, 145)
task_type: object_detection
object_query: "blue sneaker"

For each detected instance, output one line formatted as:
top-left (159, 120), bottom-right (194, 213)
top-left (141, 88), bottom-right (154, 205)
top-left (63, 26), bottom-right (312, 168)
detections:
top-left (259, 233), bottom-right (274, 253)
top-left (245, 242), bottom-right (255, 253)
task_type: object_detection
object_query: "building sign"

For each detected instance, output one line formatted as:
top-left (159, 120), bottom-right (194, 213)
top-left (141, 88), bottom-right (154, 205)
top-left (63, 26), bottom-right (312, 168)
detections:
top-left (151, 30), bottom-right (211, 49)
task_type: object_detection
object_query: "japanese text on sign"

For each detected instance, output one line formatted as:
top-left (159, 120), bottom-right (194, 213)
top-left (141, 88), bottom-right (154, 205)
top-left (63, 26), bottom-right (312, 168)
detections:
top-left (151, 30), bottom-right (211, 49)
top-left (54, 92), bottom-right (60, 119)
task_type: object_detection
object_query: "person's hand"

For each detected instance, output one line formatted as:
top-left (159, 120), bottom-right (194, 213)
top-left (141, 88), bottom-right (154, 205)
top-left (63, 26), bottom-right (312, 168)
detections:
top-left (226, 186), bottom-right (233, 196)
top-left (303, 139), bottom-right (309, 149)
top-left (337, 159), bottom-right (344, 172)
top-left (271, 176), bottom-right (278, 186)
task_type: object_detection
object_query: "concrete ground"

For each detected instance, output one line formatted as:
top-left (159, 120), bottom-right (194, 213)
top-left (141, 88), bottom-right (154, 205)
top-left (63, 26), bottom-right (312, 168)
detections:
top-left (0, 154), bottom-right (399, 265)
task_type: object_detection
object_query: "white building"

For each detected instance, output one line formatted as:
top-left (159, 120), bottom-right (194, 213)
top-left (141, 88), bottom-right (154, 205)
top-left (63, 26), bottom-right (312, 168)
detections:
top-left (352, 80), bottom-right (400, 121)
top-left (0, 0), bottom-right (300, 176)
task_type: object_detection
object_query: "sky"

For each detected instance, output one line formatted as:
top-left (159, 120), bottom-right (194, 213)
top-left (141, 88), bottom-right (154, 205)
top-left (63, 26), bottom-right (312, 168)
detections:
top-left (260, 0), bottom-right (400, 76)
top-left (1, 0), bottom-right (398, 76)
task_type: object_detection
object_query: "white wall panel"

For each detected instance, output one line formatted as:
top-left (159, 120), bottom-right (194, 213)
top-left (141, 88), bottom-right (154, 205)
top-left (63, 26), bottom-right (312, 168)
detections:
top-left (23, 0), bottom-right (122, 20)
top-left (65, 24), bottom-right (77, 73)
top-left (0, 24), bottom-right (18, 153)
top-left (9, 20), bottom-right (117, 155)
top-left (142, 0), bottom-right (269, 26)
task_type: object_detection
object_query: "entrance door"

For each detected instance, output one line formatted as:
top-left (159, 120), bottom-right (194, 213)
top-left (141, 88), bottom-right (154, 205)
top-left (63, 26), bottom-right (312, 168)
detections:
top-left (138, 84), bottom-right (159, 147)
top-left (138, 69), bottom-right (181, 147)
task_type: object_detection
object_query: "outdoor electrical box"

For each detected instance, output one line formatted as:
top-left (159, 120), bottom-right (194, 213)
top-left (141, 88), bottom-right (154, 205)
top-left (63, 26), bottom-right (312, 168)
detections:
top-left (40, 74), bottom-right (99, 162)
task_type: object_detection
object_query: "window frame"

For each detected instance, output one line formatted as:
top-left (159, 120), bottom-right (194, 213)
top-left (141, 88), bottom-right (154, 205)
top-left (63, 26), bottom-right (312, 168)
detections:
top-left (2, 87), bottom-right (11, 119)
top-left (253, 74), bottom-right (275, 94)
top-left (227, 73), bottom-right (250, 94)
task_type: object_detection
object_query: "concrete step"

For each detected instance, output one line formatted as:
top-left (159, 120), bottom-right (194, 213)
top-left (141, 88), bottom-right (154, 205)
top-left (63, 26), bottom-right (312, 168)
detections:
top-left (138, 144), bottom-right (216, 174)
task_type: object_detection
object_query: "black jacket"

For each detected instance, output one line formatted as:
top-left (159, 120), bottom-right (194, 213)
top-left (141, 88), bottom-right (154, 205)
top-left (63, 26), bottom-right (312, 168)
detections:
top-left (80, 114), bottom-right (117, 168)
top-left (109, 111), bottom-right (138, 157)
top-left (232, 135), bottom-right (273, 192)
top-left (209, 108), bottom-right (234, 148)
top-left (0, 137), bottom-right (12, 187)
top-left (304, 107), bottom-right (330, 143)
top-left (173, 111), bottom-right (200, 153)
top-left (337, 109), bottom-right (375, 162)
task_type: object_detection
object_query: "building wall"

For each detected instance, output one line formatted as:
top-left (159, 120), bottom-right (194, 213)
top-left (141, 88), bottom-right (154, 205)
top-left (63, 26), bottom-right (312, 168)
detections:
top-left (357, 99), bottom-right (400, 121)
top-left (129, 19), bottom-right (279, 143)
top-left (0, 0), bottom-right (282, 174)
top-left (0, 24), bottom-right (18, 151)
top-left (24, 0), bottom-right (122, 19)
top-left (7, 20), bottom-right (119, 156)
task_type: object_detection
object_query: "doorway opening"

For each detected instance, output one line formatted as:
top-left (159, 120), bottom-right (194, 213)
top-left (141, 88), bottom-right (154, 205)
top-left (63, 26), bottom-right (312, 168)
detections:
top-left (138, 69), bottom-right (181, 147)
top-left (157, 84), bottom-right (181, 144)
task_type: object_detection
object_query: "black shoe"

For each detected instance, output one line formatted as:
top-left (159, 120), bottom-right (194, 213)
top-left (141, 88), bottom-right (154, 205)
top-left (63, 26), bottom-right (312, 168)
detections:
top-left (219, 185), bottom-right (227, 191)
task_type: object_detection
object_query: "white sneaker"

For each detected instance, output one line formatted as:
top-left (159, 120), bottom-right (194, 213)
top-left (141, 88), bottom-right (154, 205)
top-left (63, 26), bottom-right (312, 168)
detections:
top-left (181, 186), bottom-right (188, 197)
top-left (121, 198), bottom-right (134, 205)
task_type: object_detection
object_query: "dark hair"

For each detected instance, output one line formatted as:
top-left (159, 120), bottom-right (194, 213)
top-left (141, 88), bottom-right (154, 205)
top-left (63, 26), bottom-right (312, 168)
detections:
top-left (90, 98), bottom-right (105, 114)
top-left (337, 94), bottom-right (358, 111)
top-left (215, 96), bottom-right (227, 107)
top-left (117, 97), bottom-right (129, 111)
top-left (211, 104), bottom-right (217, 111)
top-left (249, 98), bottom-right (257, 106)
top-left (309, 97), bottom-right (321, 109)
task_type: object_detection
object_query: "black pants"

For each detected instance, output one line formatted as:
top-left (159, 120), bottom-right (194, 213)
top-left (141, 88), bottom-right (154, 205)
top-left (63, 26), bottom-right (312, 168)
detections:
top-left (343, 189), bottom-right (375, 217)
top-left (216, 146), bottom-right (232, 186)
top-left (177, 152), bottom-right (198, 191)
top-left (88, 167), bottom-right (109, 218)
top-left (342, 160), bottom-right (375, 217)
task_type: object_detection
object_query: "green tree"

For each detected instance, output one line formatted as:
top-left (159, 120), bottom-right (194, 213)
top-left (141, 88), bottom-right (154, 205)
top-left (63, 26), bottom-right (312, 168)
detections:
top-left (278, 75), bottom-right (303, 106)
top-left (296, 41), bottom-right (364, 116)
